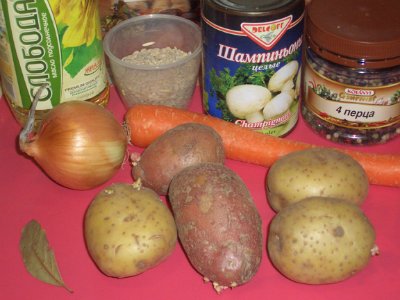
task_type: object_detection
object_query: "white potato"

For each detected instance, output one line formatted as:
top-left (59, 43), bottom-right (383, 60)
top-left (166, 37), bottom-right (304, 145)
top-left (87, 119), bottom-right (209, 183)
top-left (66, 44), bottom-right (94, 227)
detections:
top-left (266, 147), bottom-right (369, 212)
top-left (84, 183), bottom-right (177, 278)
top-left (268, 197), bottom-right (377, 284)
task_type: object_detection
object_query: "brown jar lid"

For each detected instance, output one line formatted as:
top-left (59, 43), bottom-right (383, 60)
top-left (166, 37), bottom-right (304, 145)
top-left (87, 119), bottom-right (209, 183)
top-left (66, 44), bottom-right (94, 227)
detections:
top-left (306, 0), bottom-right (400, 68)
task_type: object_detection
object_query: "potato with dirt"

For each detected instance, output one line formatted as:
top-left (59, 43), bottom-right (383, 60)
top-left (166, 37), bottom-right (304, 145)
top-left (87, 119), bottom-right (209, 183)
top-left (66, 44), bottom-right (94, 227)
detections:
top-left (268, 196), bottom-right (378, 284)
top-left (168, 163), bottom-right (263, 293)
top-left (84, 183), bottom-right (177, 278)
top-left (131, 123), bottom-right (225, 196)
top-left (266, 147), bottom-right (369, 212)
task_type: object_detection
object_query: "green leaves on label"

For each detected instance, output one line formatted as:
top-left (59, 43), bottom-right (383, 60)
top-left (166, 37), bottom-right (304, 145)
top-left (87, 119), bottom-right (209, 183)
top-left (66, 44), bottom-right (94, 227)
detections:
top-left (19, 220), bottom-right (73, 293)
top-left (62, 40), bottom-right (102, 79)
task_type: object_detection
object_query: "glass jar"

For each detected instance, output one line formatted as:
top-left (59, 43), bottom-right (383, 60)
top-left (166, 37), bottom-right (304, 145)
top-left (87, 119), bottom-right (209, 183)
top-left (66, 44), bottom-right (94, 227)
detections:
top-left (301, 0), bottom-right (400, 145)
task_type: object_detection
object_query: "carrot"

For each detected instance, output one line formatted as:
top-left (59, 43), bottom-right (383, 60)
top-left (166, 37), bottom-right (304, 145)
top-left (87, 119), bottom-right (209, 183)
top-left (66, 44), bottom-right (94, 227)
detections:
top-left (124, 104), bottom-right (400, 188)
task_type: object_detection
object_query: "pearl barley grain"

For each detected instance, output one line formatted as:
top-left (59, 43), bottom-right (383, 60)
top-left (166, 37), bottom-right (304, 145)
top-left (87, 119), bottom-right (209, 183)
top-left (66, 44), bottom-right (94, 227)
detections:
top-left (117, 47), bottom-right (198, 108)
top-left (122, 47), bottom-right (190, 66)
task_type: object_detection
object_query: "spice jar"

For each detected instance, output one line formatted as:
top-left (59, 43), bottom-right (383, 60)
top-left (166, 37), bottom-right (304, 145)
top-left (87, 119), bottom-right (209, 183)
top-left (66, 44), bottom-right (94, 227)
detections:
top-left (301, 0), bottom-right (400, 145)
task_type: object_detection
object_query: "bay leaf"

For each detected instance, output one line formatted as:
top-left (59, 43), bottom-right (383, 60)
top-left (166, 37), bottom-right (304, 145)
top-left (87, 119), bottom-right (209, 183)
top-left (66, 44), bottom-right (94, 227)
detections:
top-left (19, 220), bottom-right (73, 293)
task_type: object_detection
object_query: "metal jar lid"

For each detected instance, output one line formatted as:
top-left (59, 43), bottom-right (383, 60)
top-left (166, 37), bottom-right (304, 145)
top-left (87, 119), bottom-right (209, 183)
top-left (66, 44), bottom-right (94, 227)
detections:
top-left (203, 0), bottom-right (304, 27)
top-left (208, 0), bottom-right (295, 14)
top-left (306, 0), bottom-right (400, 69)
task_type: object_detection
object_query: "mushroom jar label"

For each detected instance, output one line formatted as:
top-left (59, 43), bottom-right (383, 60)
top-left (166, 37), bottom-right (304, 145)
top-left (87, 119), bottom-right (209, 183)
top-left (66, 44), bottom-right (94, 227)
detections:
top-left (201, 1), bottom-right (304, 137)
top-left (0, 0), bottom-right (108, 111)
top-left (303, 62), bottom-right (400, 130)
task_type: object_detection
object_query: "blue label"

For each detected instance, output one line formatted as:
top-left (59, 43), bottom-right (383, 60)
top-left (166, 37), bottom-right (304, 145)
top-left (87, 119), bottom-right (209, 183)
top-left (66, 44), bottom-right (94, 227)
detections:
top-left (201, 9), bottom-right (304, 136)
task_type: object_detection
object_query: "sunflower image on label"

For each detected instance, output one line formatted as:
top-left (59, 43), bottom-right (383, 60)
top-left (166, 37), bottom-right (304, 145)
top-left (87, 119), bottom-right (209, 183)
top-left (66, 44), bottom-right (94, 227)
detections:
top-left (201, 0), bottom-right (304, 137)
top-left (0, 0), bottom-right (107, 114)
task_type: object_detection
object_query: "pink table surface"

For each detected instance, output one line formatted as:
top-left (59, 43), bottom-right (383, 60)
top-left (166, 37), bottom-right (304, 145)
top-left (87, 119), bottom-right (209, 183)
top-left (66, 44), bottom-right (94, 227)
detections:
top-left (1, 86), bottom-right (399, 300)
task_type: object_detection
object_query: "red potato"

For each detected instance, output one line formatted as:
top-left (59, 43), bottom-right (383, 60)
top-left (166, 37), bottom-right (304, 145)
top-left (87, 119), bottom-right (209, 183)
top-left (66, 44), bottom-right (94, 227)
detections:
top-left (168, 163), bottom-right (263, 293)
top-left (131, 123), bottom-right (225, 195)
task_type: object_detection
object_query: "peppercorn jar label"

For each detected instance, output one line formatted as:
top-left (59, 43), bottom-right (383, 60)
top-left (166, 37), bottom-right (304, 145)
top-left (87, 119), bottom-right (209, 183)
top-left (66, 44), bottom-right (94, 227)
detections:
top-left (201, 0), bottom-right (305, 137)
top-left (303, 61), bottom-right (400, 129)
top-left (0, 0), bottom-right (108, 111)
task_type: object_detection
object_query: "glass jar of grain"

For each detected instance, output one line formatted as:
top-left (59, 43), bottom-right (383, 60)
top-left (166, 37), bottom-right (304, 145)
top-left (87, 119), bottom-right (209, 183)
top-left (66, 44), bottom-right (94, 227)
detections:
top-left (301, 0), bottom-right (400, 145)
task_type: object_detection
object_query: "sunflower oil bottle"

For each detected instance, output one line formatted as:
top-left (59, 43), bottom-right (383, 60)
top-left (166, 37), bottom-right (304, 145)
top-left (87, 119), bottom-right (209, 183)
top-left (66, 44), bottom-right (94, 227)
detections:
top-left (0, 0), bottom-right (109, 127)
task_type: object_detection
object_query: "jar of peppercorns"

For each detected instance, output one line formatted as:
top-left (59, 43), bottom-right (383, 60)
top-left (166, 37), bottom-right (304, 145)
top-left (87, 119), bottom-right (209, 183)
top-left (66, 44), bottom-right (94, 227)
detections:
top-left (301, 0), bottom-right (400, 145)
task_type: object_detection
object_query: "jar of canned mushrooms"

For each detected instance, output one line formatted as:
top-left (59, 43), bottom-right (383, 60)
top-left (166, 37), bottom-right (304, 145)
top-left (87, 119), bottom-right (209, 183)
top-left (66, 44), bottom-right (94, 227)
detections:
top-left (202, 0), bottom-right (305, 137)
top-left (302, 0), bottom-right (400, 145)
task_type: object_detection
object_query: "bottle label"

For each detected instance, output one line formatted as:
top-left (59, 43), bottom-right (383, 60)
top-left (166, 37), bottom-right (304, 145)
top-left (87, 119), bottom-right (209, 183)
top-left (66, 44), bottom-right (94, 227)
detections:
top-left (0, 0), bottom-right (107, 110)
top-left (201, 2), bottom-right (305, 137)
top-left (303, 60), bottom-right (400, 128)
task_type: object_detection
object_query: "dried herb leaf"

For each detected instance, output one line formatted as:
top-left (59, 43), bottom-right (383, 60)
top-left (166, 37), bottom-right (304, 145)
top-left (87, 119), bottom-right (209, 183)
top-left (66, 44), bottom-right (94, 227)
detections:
top-left (19, 220), bottom-right (73, 293)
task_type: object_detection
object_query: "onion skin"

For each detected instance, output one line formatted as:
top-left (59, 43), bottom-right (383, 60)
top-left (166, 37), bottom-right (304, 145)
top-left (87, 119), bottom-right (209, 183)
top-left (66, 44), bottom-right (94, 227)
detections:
top-left (20, 101), bottom-right (128, 190)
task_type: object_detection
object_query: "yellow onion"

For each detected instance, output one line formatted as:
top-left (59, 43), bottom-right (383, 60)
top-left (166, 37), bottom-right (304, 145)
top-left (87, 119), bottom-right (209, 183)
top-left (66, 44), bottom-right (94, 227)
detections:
top-left (19, 89), bottom-right (128, 190)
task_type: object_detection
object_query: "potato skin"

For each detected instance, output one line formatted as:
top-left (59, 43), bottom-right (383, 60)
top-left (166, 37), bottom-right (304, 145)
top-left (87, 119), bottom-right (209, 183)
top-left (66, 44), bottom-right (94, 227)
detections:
top-left (268, 197), bottom-right (376, 284)
top-left (266, 147), bottom-right (369, 211)
top-left (169, 163), bottom-right (263, 291)
top-left (132, 123), bottom-right (225, 195)
top-left (84, 183), bottom-right (177, 278)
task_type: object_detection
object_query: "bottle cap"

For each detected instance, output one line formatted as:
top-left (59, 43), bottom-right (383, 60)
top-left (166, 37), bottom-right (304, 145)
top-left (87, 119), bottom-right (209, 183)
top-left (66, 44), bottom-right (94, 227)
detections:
top-left (306, 0), bottom-right (400, 68)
